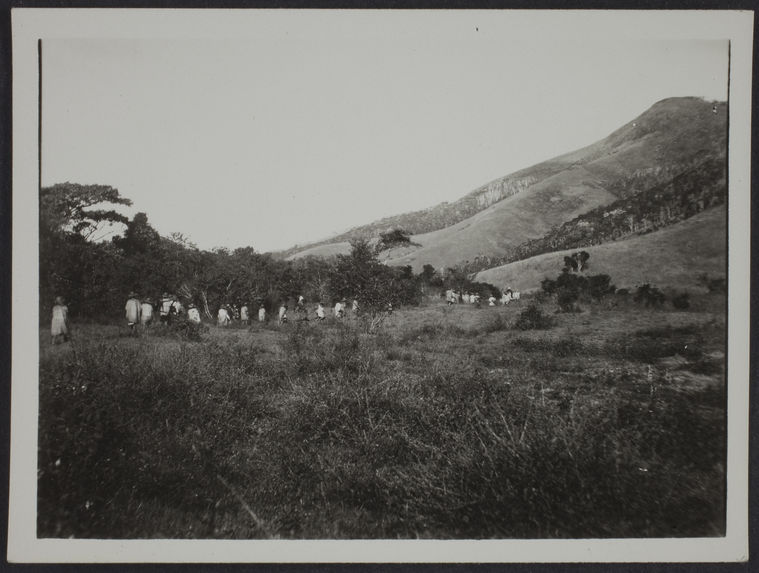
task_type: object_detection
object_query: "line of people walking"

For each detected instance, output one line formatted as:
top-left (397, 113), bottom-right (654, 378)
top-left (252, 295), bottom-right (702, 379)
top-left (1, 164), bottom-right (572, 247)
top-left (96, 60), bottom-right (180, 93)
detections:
top-left (50, 290), bottom-right (393, 344)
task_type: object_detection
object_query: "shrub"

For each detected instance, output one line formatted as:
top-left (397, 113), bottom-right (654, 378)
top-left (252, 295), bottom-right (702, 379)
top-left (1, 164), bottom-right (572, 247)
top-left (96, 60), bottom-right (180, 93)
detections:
top-left (671, 292), bottom-right (691, 310)
top-left (634, 284), bottom-right (667, 307)
top-left (556, 287), bottom-right (581, 312)
top-left (587, 274), bottom-right (616, 300)
top-left (514, 304), bottom-right (554, 330)
top-left (377, 229), bottom-right (412, 250)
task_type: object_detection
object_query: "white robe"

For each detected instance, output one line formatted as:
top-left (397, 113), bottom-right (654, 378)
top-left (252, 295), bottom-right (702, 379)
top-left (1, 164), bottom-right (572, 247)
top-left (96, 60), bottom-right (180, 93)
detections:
top-left (51, 305), bottom-right (68, 335)
top-left (125, 298), bottom-right (141, 325)
top-left (140, 303), bottom-right (154, 324)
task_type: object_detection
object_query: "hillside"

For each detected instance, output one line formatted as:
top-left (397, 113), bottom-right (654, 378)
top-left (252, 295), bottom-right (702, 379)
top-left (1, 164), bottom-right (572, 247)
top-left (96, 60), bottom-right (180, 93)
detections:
top-left (285, 97), bottom-right (726, 269)
top-left (457, 156), bottom-right (727, 276)
top-left (473, 206), bottom-right (726, 293)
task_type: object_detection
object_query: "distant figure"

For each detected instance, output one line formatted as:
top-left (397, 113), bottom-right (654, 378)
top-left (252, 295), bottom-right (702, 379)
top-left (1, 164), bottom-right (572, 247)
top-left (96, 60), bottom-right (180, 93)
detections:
top-left (488, 295), bottom-right (496, 306)
top-left (170, 298), bottom-right (184, 318)
top-left (316, 302), bottom-right (326, 320)
top-left (387, 302), bottom-right (393, 315)
top-left (278, 303), bottom-right (288, 325)
top-left (125, 292), bottom-right (141, 335)
top-left (217, 305), bottom-right (231, 327)
top-left (188, 303), bottom-right (201, 324)
top-left (140, 297), bottom-right (154, 327)
top-left (159, 292), bottom-right (173, 324)
top-left (334, 300), bottom-right (344, 318)
top-left (258, 304), bottom-right (266, 323)
top-left (473, 294), bottom-right (481, 308)
top-left (512, 291), bottom-right (521, 302)
top-left (297, 295), bottom-right (305, 309)
top-left (240, 303), bottom-right (249, 326)
top-left (50, 296), bottom-right (69, 345)
top-left (352, 299), bottom-right (359, 314)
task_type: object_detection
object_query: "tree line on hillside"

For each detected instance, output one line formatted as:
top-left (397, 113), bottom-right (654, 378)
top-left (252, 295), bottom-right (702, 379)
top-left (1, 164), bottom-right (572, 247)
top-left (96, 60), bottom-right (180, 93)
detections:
top-left (40, 183), bottom-right (502, 323)
top-left (455, 157), bottom-right (727, 277)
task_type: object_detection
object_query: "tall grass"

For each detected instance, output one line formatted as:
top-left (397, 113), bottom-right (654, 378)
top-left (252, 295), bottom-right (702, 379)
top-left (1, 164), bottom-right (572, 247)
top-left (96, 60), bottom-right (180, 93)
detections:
top-left (38, 307), bottom-right (726, 539)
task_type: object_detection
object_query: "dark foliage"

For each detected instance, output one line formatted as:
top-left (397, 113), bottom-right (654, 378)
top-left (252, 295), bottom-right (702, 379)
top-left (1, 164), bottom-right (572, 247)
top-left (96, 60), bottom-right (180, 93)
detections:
top-left (634, 284), bottom-right (667, 307)
top-left (671, 292), bottom-right (691, 310)
top-left (514, 304), bottom-right (554, 330)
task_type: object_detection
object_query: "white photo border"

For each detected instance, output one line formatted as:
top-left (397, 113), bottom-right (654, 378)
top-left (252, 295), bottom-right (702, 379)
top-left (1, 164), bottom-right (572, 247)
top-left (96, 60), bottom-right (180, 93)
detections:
top-left (8, 8), bottom-right (753, 564)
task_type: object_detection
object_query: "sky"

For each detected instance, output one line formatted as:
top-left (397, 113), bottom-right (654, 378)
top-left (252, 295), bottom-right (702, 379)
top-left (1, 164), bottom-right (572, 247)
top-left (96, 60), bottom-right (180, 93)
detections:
top-left (40, 13), bottom-right (729, 253)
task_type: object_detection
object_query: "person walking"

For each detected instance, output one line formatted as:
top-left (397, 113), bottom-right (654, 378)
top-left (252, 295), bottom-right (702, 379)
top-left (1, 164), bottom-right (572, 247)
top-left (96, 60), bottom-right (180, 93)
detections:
top-left (125, 292), bottom-right (141, 335)
top-left (240, 303), bottom-right (249, 326)
top-left (50, 296), bottom-right (69, 345)
top-left (140, 297), bottom-right (154, 328)
top-left (170, 297), bottom-right (184, 319)
top-left (278, 302), bottom-right (288, 325)
top-left (217, 305), bottom-right (231, 327)
top-left (188, 303), bottom-right (201, 324)
top-left (258, 303), bottom-right (266, 323)
top-left (159, 292), bottom-right (173, 324)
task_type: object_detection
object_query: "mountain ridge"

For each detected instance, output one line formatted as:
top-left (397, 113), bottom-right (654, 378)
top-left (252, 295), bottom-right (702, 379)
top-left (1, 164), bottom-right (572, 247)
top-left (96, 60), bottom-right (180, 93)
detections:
top-left (284, 97), bottom-right (726, 272)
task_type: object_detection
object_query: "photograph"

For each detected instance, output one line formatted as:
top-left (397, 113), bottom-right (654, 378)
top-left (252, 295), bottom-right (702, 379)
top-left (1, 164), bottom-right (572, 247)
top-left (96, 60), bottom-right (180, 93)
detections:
top-left (8, 8), bottom-right (752, 564)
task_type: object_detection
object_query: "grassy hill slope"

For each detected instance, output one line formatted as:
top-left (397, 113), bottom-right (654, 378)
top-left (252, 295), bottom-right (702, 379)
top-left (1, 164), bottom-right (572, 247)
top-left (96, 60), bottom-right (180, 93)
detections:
top-left (283, 97), bottom-right (726, 268)
top-left (474, 206), bottom-right (726, 293)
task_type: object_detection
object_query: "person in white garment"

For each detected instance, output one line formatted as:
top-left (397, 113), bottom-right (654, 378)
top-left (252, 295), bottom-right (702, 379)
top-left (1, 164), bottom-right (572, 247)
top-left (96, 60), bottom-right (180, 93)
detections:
top-left (170, 298), bottom-right (184, 319)
top-left (217, 305), bottom-right (231, 327)
top-left (50, 296), bottom-right (69, 345)
top-left (140, 297), bottom-right (154, 328)
top-left (188, 303), bottom-right (201, 324)
top-left (258, 303), bottom-right (266, 323)
top-left (240, 303), bottom-right (249, 326)
top-left (159, 292), bottom-right (173, 324)
top-left (315, 302), bottom-right (326, 320)
top-left (278, 302), bottom-right (288, 325)
top-left (125, 292), bottom-right (141, 335)
top-left (488, 295), bottom-right (496, 306)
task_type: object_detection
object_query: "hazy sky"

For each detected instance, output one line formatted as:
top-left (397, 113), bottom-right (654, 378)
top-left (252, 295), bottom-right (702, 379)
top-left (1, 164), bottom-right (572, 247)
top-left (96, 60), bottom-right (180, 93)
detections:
top-left (41, 14), bottom-right (728, 252)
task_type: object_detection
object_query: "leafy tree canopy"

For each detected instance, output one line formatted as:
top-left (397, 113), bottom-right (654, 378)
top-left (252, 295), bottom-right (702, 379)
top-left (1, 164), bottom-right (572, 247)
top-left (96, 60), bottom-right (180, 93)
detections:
top-left (40, 183), bottom-right (132, 240)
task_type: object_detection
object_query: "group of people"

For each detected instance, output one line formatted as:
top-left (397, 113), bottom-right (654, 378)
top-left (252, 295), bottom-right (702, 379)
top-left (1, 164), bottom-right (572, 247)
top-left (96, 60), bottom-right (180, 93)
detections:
top-left (214, 296), bottom-right (364, 328)
top-left (445, 288), bottom-right (520, 307)
top-left (50, 290), bottom-right (393, 343)
top-left (124, 291), bottom-right (201, 334)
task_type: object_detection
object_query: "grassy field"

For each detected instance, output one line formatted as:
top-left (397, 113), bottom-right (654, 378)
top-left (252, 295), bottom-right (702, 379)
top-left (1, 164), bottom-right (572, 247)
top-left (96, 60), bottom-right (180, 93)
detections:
top-left (475, 206), bottom-right (726, 293)
top-left (38, 294), bottom-right (726, 539)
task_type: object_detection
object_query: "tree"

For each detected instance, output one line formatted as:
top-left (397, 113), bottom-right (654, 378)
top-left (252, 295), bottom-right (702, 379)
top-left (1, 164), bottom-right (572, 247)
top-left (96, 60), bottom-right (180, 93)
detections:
top-left (115, 212), bottom-right (161, 255)
top-left (39, 183), bottom-right (133, 320)
top-left (329, 239), bottom-right (422, 329)
top-left (40, 183), bottom-right (131, 240)
top-left (377, 228), bottom-right (412, 251)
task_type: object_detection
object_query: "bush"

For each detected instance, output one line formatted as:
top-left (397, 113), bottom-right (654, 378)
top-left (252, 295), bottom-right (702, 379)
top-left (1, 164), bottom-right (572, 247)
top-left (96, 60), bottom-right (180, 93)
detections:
top-left (514, 304), bottom-right (554, 330)
top-left (377, 229), bottom-right (412, 250)
top-left (634, 284), bottom-right (667, 307)
top-left (543, 272), bottom-right (614, 311)
top-left (587, 274), bottom-right (616, 300)
top-left (556, 287), bottom-right (581, 312)
top-left (671, 292), bottom-right (691, 310)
